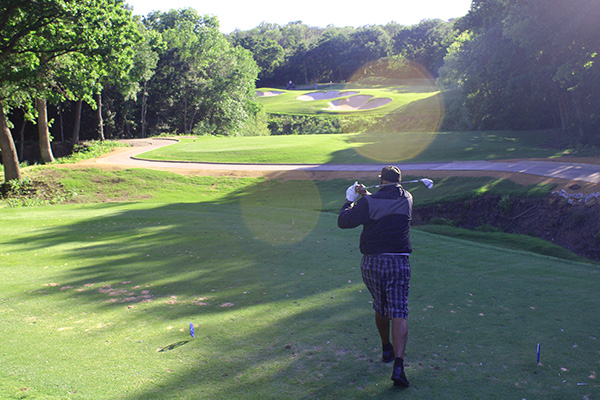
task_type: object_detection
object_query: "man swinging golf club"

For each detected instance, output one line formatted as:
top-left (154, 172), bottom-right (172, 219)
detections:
top-left (338, 166), bottom-right (412, 388)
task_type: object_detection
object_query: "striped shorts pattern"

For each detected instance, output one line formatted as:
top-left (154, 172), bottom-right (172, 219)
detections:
top-left (361, 254), bottom-right (411, 319)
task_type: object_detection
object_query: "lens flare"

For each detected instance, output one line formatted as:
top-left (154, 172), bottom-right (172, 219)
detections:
top-left (342, 59), bottom-right (444, 163)
top-left (240, 176), bottom-right (321, 246)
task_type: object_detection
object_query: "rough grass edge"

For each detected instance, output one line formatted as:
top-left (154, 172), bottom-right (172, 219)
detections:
top-left (1, 140), bottom-right (126, 208)
top-left (415, 224), bottom-right (598, 265)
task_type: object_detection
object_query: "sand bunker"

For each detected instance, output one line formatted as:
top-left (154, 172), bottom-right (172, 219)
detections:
top-left (256, 90), bottom-right (284, 97)
top-left (325, 95), bottom-right (392, 111)
top-left (296, 91), bottom-right (359, 101)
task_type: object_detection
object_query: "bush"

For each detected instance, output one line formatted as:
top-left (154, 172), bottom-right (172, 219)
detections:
top-left (267, 114), bottom-right (342, 135)
top-left (238, 109), bottom-right (270, 136)
top-left (430, 217), bottom-right (455, 226)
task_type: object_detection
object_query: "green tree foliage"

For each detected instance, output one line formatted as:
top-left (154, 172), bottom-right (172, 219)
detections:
top-left (96, 18), bottom-right (164, 140)
top-left (143, 9), bottom-right (260, 136)
top-left (230, 21), bottom-right (329, 87)
top-left (439, 0), bottom-right (600, 143)
top-left (4, 2), bottom-right (598, 168)
top-left (0, 0), bottom-right (139, 181)
top-left (232, 36), bottom-right (285, 81)
top-left (503, 0), bottom-right (600, 143)
top-left (392, 19), bottom-right (456, 77)
top-left (345, 26), bottom-right (391, 75)
top-left (250, 24), bottom-right (394, 86)
top-left (237, 21), bottom-right (451, 87)
top-left (307, 30), bottom-right (352, 83)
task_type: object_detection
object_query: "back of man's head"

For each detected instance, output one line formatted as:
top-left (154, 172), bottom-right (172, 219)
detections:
top-left (379, 166), bottom-right (401, 183)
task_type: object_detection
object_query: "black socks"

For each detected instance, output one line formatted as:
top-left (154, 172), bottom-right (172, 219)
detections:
top-left (394, 357), bottom-right (404, 370)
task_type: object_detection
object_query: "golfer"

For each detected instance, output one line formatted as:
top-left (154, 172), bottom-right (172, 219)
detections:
top-left (337, 166), bottom-right (412, 388)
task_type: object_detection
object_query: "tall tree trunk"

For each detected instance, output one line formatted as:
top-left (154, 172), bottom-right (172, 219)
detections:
top-left (58, 104), bottom-right (64, 142)
top-left (0, 99), bottom-right (22, 181)
top-left (96, 92), bottom-right (105, 141)
top-left (303, 60), bottom-right (308, 84)
top-left (72, 99), bottom-right (82, 144)
top-left (189, 108), bottom-right (198, 133)
top-left (35, 97), bottom-right (55, 163)
top-left (183, 95), bottom-right (188, 135)
top-left (17, 117), bottom-right (26, 162)
top-left (555, 84), bottom-right (569, 135)
top-left (573, 92), bottom-right (586, 143)
top-left (141, 81), bottom-right (148, 138)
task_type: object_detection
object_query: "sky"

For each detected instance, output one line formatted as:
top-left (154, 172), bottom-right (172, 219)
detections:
top-left (125, 0), bottom-right (473, 33)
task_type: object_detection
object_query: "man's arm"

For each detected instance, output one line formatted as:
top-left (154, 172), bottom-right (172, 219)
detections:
top-left (338, 197), bottom-right (368, 229)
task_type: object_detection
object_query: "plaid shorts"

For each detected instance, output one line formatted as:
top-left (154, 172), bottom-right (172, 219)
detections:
top-left (361, 254), bottom-right (411, 319)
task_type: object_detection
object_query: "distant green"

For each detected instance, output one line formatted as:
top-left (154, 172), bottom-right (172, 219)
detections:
top-left (255, 86), bottom-right (436, 115)
top-left (137, 131), bottom-right (569, 164)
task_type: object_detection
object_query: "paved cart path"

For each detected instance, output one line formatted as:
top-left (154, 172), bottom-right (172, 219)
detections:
top-left (75, 138), bottom-right (600, 186)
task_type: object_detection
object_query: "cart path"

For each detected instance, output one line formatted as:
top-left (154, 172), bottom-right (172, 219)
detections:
top-left (78, 138), bottom-right (600, 185)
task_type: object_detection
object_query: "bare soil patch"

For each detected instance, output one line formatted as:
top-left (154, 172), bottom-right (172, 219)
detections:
top-left (413, 193), bottom-right (600, 261)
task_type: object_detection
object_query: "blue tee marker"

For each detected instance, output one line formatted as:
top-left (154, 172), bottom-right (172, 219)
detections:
top-left (537, 343), bottom-right (540, 365)
top-left (190, 322), bottom-right (195, 339)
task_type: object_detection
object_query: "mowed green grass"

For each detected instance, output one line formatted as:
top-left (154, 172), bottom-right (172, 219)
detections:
top-left (1, 168), bottom-right (598, 399)
top-left (137, 131), bottom-right (569, 164)
top-left (255, 86), bottom-right (436, 115)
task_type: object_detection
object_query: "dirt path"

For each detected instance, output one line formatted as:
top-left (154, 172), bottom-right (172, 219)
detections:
top-left (62, 138), bottom-right (600, 194)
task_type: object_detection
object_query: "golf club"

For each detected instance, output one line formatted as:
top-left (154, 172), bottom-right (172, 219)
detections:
top-left (363, 178), bottom-right (434, 190)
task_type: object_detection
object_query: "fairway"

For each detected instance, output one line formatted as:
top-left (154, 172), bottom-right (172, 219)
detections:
top-left (1, 194), bottom-right (598, 399)
top-left (136, 131), bottom-right (568, 165)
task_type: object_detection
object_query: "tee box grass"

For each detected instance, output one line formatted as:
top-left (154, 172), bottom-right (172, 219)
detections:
top-left (1, 169), bottom-right (598, 399)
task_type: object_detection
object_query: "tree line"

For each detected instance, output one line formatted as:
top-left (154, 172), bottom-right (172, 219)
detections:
top-left (232, 0), bottom-right (599, 144)
top-left (1, 0), bottom-right (599, 183)
top-left (1, 1), bottom-right (260, 182)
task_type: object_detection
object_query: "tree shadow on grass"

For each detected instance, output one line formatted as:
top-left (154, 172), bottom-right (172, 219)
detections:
top-left (7, 180), bottom-right (598, 399)
top-left (6, 189), bottom-right (406, 398)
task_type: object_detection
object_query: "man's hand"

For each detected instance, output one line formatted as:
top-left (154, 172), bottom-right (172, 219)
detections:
top-left (346, 181), bottom-right (360, 202)
top-left (346, 182), bottom-right (371, 202)
top-left (356, 183), bottom-right (371, 196)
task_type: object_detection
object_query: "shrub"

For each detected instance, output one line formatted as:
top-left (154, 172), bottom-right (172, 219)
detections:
top-left (267, 115), bottom-right (342, 135)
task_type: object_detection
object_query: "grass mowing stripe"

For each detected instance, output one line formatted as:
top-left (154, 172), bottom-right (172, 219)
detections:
top-left (1, 202), bottom-right (598, 399)
top-left (136, 131), bottom-right (572, 165)
top-left (415, 225), bottom-right (592, 263)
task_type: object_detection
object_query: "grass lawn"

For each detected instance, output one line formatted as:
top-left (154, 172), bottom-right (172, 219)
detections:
top-left (1, 168), bottom-right (598, 399)
top-left (256, 86), bottom-right (437, 115)
top-left (136, 131), bottom-right (571, 165)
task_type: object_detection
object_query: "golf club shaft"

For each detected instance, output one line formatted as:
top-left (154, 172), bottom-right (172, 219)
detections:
top-left (364, 180), bottom-right (420, 189)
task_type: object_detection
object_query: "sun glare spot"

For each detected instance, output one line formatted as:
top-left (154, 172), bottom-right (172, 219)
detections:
top-left (240, 175), bottom-right (321, 246)
top-left (342, 59), bottom-right (444, 162)
top-left (476, 179), bottom-right (505, 195)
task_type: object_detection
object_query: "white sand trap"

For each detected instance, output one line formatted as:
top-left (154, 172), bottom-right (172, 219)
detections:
top-left (326, 95), bottom-right (392, 111)
top-left (296, 91), bottom-right (359, 101)
top-left (256, 90), bottom-right (284, 97)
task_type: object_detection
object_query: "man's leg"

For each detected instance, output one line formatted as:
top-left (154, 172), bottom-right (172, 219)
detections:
top-left (391, 317), bottom-right (410, 387)
top-left (375, 312), bottom-right (394, 362)
top-left (375, 312), bottom-right (390, 344)
top-left (391, 318), bottom-right (408, 359)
